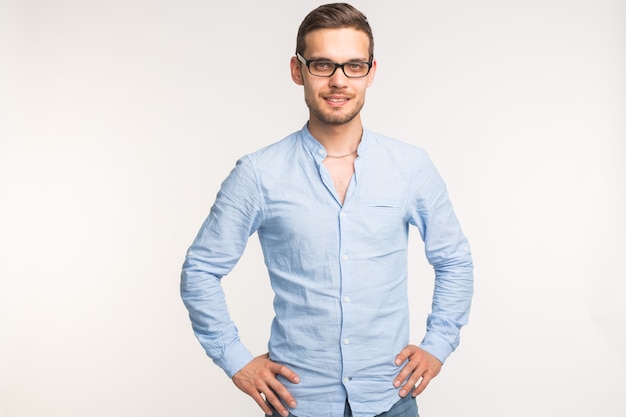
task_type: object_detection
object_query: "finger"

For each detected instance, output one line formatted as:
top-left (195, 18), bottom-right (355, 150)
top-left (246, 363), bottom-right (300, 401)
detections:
top-left (263, 363), bottom-right (298, 407)
top-left (393, 354), bottom-right (419, 388)
top-left (397, 358), bottom-right (429, 396)
top-left (394, 346), bottom-right (415, 366)
top-left (249, 391), bottom-right (274, 416)
top-left (263, 389), bottom-right (290, 417)
top-left (413, 373), bottom-right (433, 397)
top-left (266, 380), bottom-right (297, 410)
top-left (393, 363), bottom-right (415, 388)
top-left (399, 369), bottom-right (424, 397)
top-left (400, 370), bottom-right (424, 397)
top-left (269, 362), bottom-right (301, 384)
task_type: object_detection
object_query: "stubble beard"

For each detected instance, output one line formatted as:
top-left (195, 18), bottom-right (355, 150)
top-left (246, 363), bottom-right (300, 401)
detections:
top-left (305, 95), bottom-right (364, 126)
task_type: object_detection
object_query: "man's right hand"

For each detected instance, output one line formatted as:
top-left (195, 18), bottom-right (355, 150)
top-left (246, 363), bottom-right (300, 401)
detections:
top-left (232, 353), bottom-right (300, 417)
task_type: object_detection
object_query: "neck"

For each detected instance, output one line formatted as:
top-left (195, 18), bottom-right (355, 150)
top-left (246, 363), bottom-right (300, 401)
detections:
top-left (307, 116), bottom-right (363, 155)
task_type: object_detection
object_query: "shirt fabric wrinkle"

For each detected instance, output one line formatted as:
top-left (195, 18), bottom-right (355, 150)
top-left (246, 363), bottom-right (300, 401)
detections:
top-left (181, 124), bottom-right (473, 417)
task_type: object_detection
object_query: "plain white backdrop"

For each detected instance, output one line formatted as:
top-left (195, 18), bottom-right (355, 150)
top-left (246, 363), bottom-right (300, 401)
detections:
top-left (1, 0), bottom-right (625, 416)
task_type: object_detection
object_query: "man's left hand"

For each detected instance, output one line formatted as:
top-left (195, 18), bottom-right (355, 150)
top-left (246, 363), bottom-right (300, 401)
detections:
top-left (393, 345), bottom-right (442, 397)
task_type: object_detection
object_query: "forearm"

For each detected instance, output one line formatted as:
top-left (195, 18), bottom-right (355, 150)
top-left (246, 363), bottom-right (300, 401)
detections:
top-left (181, 258), bottom-right (254, 377)
top-left (419, 253), bottom-right (473, 363)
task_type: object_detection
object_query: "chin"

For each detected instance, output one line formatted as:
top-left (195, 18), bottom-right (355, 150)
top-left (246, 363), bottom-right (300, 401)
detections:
top-left (313, 107), bottom-right (361, 126)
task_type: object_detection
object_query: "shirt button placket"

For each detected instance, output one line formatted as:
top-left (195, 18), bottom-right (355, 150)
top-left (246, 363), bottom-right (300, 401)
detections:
top-left (338, 209), bottom-right (353, 391)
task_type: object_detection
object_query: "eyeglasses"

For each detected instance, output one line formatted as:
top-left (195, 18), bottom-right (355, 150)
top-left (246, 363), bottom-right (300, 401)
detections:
top-left (296, 52), bottom-right (372, 78)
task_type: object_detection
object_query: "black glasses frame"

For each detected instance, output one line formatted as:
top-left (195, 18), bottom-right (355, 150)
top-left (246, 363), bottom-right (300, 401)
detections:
top-left (296, 52), bottom-right (373, 78)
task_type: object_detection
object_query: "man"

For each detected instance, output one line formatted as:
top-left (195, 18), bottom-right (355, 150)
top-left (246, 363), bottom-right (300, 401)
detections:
top-left (181, 3), bottom-right (473, 417)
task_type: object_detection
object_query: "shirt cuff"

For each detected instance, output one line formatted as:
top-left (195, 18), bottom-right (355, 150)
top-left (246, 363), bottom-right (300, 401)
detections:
top-left (214, 340), bottom-right (255, 378)
top-left (419, 332), bottom-right (454, 365)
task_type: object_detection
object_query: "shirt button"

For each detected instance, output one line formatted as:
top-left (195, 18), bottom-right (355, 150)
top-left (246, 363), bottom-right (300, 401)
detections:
top-left (343, 296), bottom-right (351, 303)
top-left (342, 255), bottom-right (348, 261)
top-left (343, 338), bottom-right (350, 345)
top-left (340, 212), bottom-right (346, 218)
top-left (343, 377), bottom-right (350, 384)
top-left (319, 149), bottom-right (325, 155)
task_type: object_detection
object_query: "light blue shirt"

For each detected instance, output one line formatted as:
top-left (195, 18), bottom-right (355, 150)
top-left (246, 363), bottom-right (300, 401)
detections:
top-left (181, 124), bottom-right (473, 417)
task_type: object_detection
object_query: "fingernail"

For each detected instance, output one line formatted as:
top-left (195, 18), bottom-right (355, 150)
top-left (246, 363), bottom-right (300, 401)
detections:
top-left (281, 411), bottom-right (290, 417)
top-left (400, 389), bottom-right (406, 396)
top-left (289, 401), bottom-right (297, 408)
top-left (293, 376), bottom-right (300, 383)
top-left (393, 380), bottom-right (400, 387)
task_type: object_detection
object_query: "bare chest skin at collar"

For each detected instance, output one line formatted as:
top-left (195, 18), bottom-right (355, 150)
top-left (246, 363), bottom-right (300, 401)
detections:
top-left (323, 154), bottom-right (356, 204)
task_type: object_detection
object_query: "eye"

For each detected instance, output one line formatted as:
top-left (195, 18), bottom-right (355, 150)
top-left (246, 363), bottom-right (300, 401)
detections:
top-left (348, 63), bottom-right (366, 71)
top-left (311, 61), bottom-right (333, 71)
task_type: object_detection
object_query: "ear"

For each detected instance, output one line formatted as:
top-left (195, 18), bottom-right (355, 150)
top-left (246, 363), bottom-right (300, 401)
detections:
top-left (366, 58), bottom-right (377, 87)
top-left (290, 56), bottom-right (305, 86)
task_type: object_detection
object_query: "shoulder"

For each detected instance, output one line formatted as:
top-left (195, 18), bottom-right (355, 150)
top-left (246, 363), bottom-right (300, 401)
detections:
top-left (243, 130), bottom-right (302, 165)
top-left (362, 129), bottom-right (431, 167)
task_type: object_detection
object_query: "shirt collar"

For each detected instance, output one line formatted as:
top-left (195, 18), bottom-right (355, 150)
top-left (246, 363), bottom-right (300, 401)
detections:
top-left (300, 123), bottom-right (369, 161)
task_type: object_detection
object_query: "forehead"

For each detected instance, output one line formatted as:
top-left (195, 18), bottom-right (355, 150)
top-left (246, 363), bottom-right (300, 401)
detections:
top-left (302, 28), bottom-right (370, 60)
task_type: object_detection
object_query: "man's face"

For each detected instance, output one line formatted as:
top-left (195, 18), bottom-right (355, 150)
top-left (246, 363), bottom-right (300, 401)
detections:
top-left (291, 28), bottom-right (376, 127)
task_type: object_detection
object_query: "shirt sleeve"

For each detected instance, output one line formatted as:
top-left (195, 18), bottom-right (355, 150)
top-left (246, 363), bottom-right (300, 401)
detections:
top-left (408, 152), bottom-right (474, 364)
top-left (180, 156), bottom-right (263, 377)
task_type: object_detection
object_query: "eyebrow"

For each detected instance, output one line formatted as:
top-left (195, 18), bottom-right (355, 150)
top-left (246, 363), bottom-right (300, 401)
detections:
top-left (307, 56), bottom-right (370, 62)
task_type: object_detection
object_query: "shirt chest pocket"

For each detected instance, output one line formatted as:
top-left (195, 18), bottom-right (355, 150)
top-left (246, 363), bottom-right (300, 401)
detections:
top-left (352, 201), bottom-right (406, 246)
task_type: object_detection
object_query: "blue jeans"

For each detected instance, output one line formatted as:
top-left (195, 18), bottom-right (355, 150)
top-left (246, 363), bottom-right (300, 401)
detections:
top-left (269, 395), bottom-right (419, 417)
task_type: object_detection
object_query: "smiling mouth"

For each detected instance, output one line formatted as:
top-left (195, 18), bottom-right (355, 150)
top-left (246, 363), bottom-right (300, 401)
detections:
top-left (325, 97), bottom-right (350, 105)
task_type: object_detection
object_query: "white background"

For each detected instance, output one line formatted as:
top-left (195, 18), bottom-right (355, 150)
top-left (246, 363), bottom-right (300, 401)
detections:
top-left (1, 1), bottom-right (625, 416)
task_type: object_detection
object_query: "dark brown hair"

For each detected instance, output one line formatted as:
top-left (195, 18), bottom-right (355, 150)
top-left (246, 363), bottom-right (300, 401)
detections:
top-left (296, 3), bottom-right (374, 59)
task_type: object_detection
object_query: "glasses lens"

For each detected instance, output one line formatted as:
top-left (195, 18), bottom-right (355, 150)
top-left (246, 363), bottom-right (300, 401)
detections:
top-left (309, 61), bottom-right (335, 76)
top-left (307, 60), bottom-right (370, 78)
top-left (343, 62), bottom-right (370, 77)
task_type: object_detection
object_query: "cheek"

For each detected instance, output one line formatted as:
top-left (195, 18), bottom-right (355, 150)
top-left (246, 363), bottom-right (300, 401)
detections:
top-left (302, 83), bottom-right (313, 100)
top-left (302, 79), bottom-right (323, 98)
top-left (359, 81), bottom-right (373, 96)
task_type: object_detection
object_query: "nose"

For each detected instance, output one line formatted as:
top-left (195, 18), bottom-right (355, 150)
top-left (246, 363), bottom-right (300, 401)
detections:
top-left (328, 66), bottom-right (349, 88)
